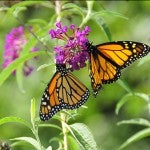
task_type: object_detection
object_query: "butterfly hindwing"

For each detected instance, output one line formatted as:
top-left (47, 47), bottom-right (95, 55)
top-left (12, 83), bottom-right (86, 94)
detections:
top-left (56, 72), bottom-right (90, 109)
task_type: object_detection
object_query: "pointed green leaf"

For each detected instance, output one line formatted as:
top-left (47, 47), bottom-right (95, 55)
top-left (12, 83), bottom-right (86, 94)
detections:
top-left (69, 123), bottom-right (98, 150)
top-left (2, 1), bottom-right (44, 23)
top-left (92, 11), bottom-right (128, 20)
top-left (37, 63), bottom-right (55, 71)
top-left (68, 136), bottom-right (79, 150)
top-left (46, 146), bottom-right (52, 150)
top-left (93, 17), bottom-right (112, 41)
top-left (11, 137), bottom-right (41, 150)
top-left (0, 51), bottom-right (45, 86)
top-left (39, 124), bottom-right (61, 131)
top-left (135, 93), bottom-right (150, 103)
top-left (62, 3), bottom-right (84, 18)
top-left (16, 64), bottom-right (25, 93)
top-left (117, 118), bottom-right (150, 127)
top-left (0, 117), bottom-right (31, 129)
top-left (138, 55), bottom-right (150, 66)
top-left (115, 92), bottom-right (150, 115)
top-left (117, 79), bottom-right (132, 93)
top-left (117, 128), bottom-right (150, 150)
top-left (13, 6), bottom-right (27, 18)
top-left (115, 93), bottom-right (132, 115)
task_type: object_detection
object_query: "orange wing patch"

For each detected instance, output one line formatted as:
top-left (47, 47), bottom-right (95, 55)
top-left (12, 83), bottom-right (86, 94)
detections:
top-left (40, 72), bottom-right (61, 121)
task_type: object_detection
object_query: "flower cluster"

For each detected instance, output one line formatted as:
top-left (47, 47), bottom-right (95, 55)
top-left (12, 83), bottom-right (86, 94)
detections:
top-left (49, 22), bottom-right (90, 71)
top-left (3, 26), bottom-right (38, 76)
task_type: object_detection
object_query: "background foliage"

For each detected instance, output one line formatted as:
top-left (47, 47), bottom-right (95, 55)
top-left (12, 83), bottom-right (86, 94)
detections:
top-left (0, 1), bottom-right (150, 150)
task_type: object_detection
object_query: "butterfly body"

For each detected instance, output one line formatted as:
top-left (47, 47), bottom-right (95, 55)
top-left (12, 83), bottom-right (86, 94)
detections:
top-left (40, 64), bottom-right (90, 121)
top-left (87, 41), bottom-right (150, 96)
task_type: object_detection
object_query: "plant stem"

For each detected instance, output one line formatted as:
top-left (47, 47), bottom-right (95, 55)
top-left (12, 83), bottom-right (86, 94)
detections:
top-left (55, 0), bottom-right (61, 22)
top-left (79, 1), bottom-right (94, 28)
top-left (61, 112), bottom-right (68, 150)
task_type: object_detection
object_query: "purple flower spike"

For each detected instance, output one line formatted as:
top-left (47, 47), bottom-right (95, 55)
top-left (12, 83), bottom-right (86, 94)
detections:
top-left (49, 22), bottom-right (91, 71)
top-left (2, 26), bottom-right (38, 76)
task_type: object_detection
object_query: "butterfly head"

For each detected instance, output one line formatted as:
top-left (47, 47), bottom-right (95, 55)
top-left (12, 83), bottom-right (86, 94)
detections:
top-left (56, 64), bottom-right (68, 75)
top-left (86, 42), bottom-right (96, 53)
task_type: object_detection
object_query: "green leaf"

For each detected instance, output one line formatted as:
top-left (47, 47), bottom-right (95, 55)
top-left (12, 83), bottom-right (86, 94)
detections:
top-left (46, 146), bottom-right (52, 150)
top-left (117, 79), bottom-right (132, 93)
top-left (92, 10), bottom-right (128, 20)
top-left (0, 117), bottom-right (31, 129)
top-left (28, 19), bottom-right (48, 26)
top-left (11, 137), bottom-right (41, 150)
top-left (69, 123), bottom-right (98, 150)
top-left (0, 7), bottom-right (9, 11)
top-left (38, 124), bottom-right (62, 131)
top-left (115, 93), bottom-right (132, 115)
top-left (11, 141), bottom-right (24, 148)
top-left (117, 128), bottom-right (150, 150)
top-left (0, 51), bottom-right (45, 86)
top-left (138, 56), bottom-right (150, 66)
top-left (68, 136), bottom-right (79, 150)
top-left (117, 118), bottom-right (150, 127)
top-left (91, 10), bottom-right (128, 41)
top-left (115, 92), bottom-right (150, 115)
top-left (62, 3), bottom-right (85, 18)
top-left (92, 17), bottom-right (112, 41)
top-left (31, 98), bottom-right (36, 127)
top-left (37, 63), bottom-right (55, 71)
top-left (2, 1), bottom-right (44, 23)
top-left (135, 93), bottom-right (150, 103)
top-left (21, 37), bottom-right (38, 55)
top-left (134, 93), bottom-right (150, 114)
top-left (16, 64), bottom-right (25, 93)
top-left (13, 6), bottom-right (27, 18)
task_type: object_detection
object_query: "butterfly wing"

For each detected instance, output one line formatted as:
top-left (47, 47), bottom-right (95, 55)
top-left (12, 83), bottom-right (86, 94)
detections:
top-left (89, 50), bottom-right (103, 96)
top-left (40, 71), bottom-right (61, 121)
top-left (89, 41), bottom-right (150, 96)
top-left (40, 64), bottom-right (90, 121)
top-left (56, 72), bottom-right (90, 109)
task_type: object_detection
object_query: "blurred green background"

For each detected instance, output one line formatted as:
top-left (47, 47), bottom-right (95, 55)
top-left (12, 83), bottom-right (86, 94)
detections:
top-left (0, 1), bottom-right (150, 150)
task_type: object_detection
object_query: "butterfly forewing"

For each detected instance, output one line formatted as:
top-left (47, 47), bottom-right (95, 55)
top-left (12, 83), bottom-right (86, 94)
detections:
top-left (96, 41), bottom-right (150, 69)
top-left (40, 72), bottom-right (62, 121)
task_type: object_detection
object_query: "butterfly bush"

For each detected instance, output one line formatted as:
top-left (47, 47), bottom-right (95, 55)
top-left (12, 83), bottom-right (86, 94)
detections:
top-left (2, 26), bottom-right (38, 76)
top-left (49, 22), bottom-right (90, 71)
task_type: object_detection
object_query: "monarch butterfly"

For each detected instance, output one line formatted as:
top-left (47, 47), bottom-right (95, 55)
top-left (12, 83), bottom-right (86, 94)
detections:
top-left (39, 64), bottom-right (90, 121)
top-left (87, 41), bottom-right (150, 97)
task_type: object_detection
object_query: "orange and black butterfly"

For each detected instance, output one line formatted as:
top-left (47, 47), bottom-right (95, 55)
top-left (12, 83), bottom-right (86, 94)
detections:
top-left (39, 64), bottom-right (89, 121)
top-left (87, 41), bottom-right (150, 97)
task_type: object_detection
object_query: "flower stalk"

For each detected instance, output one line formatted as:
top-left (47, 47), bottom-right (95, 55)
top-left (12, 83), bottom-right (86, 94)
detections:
top-left (61, 113), bottom-right (68, 150)
top-left (55, 0), bottom-right (62, 22)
